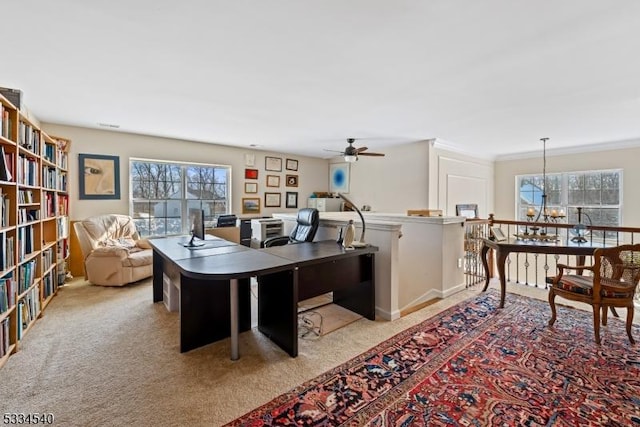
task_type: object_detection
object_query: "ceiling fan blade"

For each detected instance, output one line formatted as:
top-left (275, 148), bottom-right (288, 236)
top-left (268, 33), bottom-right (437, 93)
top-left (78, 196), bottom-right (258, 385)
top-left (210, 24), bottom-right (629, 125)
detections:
top-left (323, 148), bottom-right (345, 154)
top-left (355, 146), bottom-right (369, 153)
top-left (358, 152), bottom-right (385, 157)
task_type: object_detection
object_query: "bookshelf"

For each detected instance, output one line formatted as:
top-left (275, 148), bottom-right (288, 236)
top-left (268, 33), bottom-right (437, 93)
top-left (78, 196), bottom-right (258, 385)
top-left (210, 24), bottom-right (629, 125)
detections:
top-left (0, 94), bottom-right (71, 369)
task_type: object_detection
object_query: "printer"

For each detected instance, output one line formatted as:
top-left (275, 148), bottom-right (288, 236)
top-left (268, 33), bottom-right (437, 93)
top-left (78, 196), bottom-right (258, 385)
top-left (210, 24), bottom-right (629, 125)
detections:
top-left (250, 218), bottom-right (284, 248)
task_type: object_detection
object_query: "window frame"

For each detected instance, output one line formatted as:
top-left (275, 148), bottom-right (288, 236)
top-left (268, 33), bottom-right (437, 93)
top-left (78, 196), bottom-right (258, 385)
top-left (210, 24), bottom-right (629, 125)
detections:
top-left (516, 168), bottom-right (623, 227)
top-left (129, 158), bottom-right (233, 238)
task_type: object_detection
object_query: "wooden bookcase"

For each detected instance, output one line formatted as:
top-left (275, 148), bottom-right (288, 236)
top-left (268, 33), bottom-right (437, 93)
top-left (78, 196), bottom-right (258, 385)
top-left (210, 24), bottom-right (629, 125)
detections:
top-left (0, 93), bottom-right (70, 369)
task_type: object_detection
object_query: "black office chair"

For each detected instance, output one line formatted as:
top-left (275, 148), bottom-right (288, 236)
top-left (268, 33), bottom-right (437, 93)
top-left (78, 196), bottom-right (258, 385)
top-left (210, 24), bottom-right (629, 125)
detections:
top-left (263, 208), bottom-right (320, 247)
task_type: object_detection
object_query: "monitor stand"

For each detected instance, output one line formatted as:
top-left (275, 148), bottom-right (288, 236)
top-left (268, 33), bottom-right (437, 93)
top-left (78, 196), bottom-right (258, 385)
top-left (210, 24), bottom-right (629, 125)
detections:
top-left (351, 241), bottom-right (367, 248)
top-left (181, 234), bottom-right (205, 248)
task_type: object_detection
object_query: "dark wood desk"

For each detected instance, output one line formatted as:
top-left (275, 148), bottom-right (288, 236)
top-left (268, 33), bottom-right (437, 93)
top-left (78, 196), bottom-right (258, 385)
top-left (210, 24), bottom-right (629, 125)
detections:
top-left (259, 241), bottom-right (376, 357)
top-left (481, 237), bottom-right (605, 308)
top-left (150, 236), bottom-right (376, 359)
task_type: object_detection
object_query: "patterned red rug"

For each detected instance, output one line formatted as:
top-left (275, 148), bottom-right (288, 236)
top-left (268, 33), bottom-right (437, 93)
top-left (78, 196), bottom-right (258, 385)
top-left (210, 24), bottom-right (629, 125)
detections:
top-left (227, 291), bottom-right (640, 426)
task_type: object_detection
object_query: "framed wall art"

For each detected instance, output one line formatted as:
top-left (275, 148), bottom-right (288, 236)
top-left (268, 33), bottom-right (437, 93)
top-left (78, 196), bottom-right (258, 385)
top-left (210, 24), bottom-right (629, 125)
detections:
top-left (245, 168), bottom-right (259, 179)
top-left (244, 182), bottom-right (258, 193)
top-left (329, 162), bottom-right (350, 193)
top-left (266, 175), bottom-right (280, 187)
top-left (286, 191), bottom-right (298, 208)
top-left (286, 174), bottom-right (298, 187)
top-left (242, 197), bottom-right (261, 214)
top-left (79, 153), bottom-right (121, 200)
top-left (265, 156), bottom-right (282, 172)
top-left (456, 203), bottom-right (478, 219)
top-left (264, 192), bottom-right (281, 207)
top-left (285, 158), bottom-right (298, 171)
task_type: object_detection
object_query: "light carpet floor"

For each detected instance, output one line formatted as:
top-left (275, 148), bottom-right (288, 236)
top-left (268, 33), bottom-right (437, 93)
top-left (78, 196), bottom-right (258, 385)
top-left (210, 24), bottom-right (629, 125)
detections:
top-left (0, 278), bottom-right (637, 426)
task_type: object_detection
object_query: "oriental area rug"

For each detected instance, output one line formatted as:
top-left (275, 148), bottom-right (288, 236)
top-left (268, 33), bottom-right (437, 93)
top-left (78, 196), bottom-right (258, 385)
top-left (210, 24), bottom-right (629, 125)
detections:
top-left (227, 291), bottom-right (640, 426)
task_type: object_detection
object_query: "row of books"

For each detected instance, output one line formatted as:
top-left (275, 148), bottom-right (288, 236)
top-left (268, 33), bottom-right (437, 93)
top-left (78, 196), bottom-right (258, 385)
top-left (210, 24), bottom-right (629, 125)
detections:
top-left (0, 317), bottom-right (10, 358)
top-left (18, 121), bottom-right (40, 154)
top-left (0, 193), bottom-right (9, 228)
top-left (43, 193), bottom-right (55, 217)
top-left (43, 143), bottom-right (56, 164)
top-left (17, 285), bottom-right (40, 340)
top-left (42, 271), bottom-right (55, 300)
top-left (18, 259), bottom-right (36, 294)
top-left (16, 154), bottom-right (38, 186)
top-left (57, 239), bottom-right (69, 259)
top-left (0, 274), bottom-right (15, 314)
top-left (0, 235), bottom-right (15, 271)
top-left (18, 189), bottom-right (35, 204)
top-left (42, 247), bottom-right (54, 272)
top-left (18, 207), bottom-right (39, 224)
top-left (58, 151), bottom-right (68, 170)
top-left (57, 194), bottom-right (69, 216)
top-left (17, 225), bottom-right (34, 262)
top-left (1, 105), bottom-right (12, 140)
top-left (0, 146), bottom-right (14, 182)
top-left (57, 217), bottom-right (69, 240)
top-left (42, 166), bottom-right (58, 189)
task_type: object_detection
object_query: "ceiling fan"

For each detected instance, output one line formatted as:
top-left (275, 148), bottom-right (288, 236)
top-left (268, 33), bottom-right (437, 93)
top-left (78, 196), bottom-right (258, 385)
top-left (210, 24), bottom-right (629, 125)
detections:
top-left (324, 138), bottom-right (386, 162)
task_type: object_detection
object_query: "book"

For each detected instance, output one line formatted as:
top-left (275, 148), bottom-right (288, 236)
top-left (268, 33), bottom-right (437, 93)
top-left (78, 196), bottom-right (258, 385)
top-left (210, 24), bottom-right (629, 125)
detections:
top-left (0, 146), bottom-right (11, 182)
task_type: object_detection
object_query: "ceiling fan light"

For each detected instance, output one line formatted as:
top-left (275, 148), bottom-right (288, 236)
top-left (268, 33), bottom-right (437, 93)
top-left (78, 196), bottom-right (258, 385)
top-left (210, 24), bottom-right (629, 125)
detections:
top-left (344, 154), bottom-right (357, 162)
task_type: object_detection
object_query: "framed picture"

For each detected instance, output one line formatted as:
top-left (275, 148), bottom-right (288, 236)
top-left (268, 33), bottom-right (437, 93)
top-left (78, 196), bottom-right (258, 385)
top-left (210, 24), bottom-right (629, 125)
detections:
top-left (78, 153), bottom-right (120, 200)
top-left (286, 158), bottom-right (298, 171)
top-left (242, 197), bottom-right (261, 214)
top-left (490, 226), bottom-right (507, 241)
top-left (266, 175), bottom-right (280, 187)
top-left (265, 156), bottom-right (282, 172)
top-left (286, 174), bottom-right (298, 187)
top-left (286, 191), bottom-right (298, 208)
top-left (245, 168), bottom-right (258, 179)
top-left (244, 153), bottom-right (255, 167)
top-left (456, 203), bottom-right (478, 219)
top-left (244, 182), bottom-right (258, 193)
top-left (329, 163), bottom-right (350, 193)
top-left (264, 192), bottom-right (281, 207)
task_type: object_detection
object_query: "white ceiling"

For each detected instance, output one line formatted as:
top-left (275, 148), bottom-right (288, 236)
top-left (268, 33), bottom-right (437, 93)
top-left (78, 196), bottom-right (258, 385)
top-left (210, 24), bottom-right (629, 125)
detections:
top-left (2, 1), bottom-right (640, 160)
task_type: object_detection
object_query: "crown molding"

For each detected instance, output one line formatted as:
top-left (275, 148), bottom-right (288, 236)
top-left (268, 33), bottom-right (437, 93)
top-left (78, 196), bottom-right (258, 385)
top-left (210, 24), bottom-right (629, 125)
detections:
top-left (495, 138), bottom-right (640, 161)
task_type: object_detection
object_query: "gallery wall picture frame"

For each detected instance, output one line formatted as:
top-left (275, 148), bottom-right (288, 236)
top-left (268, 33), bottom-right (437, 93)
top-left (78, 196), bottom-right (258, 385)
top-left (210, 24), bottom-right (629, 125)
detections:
top-left (285, 158), bottom-right (298, 171)
top-left (245, 168), bottom-right (259, 179)
top-left (266, 175), bottom-right (280, 187)
top-left (242, 197), bottom-right (261, 214)
top-left (264, 192), bottom-right (281, 207)
top-left (78, 153), bottom-right (121, 200)
top-left (286, 174), bottom-right (298, 187)
top-left (265, 156), bottom-right (282, 172)
top-left (286, 191), bottom-right (298, 208)
top-left (455, 203), bottom-right (479, 219)
top-left (329, 162), bottom-right (350, 193)
top-left (490, 226), bottom-right (507, 241)
top-left (244, 153), bottom-right (256, 167)
top-left (244, 182), bottom-right (258, 193)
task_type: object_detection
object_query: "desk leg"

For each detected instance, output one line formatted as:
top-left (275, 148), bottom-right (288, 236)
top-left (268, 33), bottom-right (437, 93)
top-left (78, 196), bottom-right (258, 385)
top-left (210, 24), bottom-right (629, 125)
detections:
top-left (258, 269), bottom-right (298, 357)
top-left (230, 278), bottom-right (239, 361)
top-left (496, 249), bottom-right (508, 308)
top-left (481, 244), bottom-right (491, 292)
top-left (152, 250), bottom-right (164, 303)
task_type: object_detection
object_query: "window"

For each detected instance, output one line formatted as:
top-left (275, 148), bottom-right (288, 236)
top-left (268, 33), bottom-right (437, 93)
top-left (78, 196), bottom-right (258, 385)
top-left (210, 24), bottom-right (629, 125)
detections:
top-left (130, 159), bottom-right (231, 237)
top-left (517, 169), bottom-right (622, 235)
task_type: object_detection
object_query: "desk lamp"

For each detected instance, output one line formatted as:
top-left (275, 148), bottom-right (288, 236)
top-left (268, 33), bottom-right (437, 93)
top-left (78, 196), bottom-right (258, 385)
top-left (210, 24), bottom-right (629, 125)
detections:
top-left (338, 193), bottom-right (367, 248)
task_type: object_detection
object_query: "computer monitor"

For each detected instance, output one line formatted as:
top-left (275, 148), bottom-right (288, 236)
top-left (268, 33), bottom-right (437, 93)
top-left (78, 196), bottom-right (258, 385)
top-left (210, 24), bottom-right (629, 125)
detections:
top-left (183, 208), bottom-right (205, 248)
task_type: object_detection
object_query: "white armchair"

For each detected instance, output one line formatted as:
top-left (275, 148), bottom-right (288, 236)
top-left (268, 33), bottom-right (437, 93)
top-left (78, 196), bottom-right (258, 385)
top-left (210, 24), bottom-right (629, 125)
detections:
top-left (74, 214), bottom-right (153, 286)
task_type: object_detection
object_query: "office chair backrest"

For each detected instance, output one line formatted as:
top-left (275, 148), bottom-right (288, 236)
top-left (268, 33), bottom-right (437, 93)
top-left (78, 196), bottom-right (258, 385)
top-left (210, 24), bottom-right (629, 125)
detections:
top-left (290, 208), bottom-right (320, 243)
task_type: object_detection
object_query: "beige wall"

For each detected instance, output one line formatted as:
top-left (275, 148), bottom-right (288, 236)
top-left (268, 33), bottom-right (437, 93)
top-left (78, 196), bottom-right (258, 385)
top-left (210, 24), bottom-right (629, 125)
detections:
top-left (428, 143), bottom-right (494, 217)
top-left (342, 140), bottom-right (430, 213)
top-left (41, 124), bottom-right (330, 221)
top-left (494, 144), bottom-right (640, 227)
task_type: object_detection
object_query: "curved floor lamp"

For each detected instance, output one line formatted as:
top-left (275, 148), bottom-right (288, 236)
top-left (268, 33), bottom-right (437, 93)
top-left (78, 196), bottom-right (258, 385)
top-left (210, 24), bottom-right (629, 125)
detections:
top-left (338, 193), bottom-right (367, 248)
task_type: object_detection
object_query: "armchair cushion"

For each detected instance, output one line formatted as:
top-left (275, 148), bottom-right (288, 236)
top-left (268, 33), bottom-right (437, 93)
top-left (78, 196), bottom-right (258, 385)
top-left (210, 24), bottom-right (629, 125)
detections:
top-left (75, 214), bottom-right (153, 286)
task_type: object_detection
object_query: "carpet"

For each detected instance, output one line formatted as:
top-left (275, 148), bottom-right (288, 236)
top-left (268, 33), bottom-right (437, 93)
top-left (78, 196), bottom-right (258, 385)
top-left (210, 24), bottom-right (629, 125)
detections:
top-left (226, 291), bottom-right (640, 426)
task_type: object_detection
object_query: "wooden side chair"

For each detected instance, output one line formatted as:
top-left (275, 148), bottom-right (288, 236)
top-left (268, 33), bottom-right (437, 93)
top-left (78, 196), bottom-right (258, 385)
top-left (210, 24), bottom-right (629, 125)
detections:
top-left (548, 243), bottom-right (640, 345)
